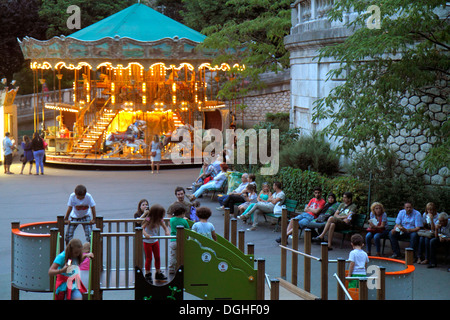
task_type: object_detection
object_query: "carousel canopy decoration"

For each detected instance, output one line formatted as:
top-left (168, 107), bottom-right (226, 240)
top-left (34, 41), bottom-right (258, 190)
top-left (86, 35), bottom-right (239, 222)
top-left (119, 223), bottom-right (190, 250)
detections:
top-left (18, 3), bottom-right (231, 71)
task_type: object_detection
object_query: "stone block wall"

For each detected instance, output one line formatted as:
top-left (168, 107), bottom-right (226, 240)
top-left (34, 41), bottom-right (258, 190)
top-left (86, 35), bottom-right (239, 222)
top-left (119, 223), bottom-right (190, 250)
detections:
top-left (387, 82), bottom-right (449, 186)
top-left (225, 70), bottom-right (291, 128)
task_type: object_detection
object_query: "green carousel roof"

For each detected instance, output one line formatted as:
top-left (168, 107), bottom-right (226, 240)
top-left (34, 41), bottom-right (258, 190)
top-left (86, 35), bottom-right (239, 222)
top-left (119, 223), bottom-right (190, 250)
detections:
top-left (19, 3), bottom-right (215, 69)
top-left (68, 3), bottom-right (206, 43)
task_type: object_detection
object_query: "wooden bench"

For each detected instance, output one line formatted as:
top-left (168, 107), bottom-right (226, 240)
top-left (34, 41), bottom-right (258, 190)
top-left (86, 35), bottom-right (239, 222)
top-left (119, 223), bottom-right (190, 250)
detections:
top-left (335, 213), bottom-right (367, 248)
top-left (266, 199), bottom-right (298, 232)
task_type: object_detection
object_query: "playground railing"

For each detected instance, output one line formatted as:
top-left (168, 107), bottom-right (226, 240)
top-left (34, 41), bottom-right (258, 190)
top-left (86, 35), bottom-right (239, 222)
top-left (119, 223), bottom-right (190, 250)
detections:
top-left (278, 209), bottom-right (417, 300)
top-left (11, 214), bottom-right (281, 300)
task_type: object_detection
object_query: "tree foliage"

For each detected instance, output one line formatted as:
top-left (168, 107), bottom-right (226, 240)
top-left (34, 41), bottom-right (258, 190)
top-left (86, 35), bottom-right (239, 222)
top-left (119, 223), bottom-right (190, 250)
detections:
top-left (0, 0), bottom-right (47, 81)
top-left (39, 0), bottom-right (135, 38)
top-left (181, 0), bottom-right (292, 101)
top-left (312, 0), bottom-right (449, 172)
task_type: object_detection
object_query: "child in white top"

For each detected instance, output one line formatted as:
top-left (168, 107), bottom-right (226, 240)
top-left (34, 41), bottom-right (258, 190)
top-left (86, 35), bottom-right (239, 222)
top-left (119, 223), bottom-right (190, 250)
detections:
top-left (348, 233), bottom-right (369, 289)
top-left (64, 185), bottom-right (96, 245)
top-left (192, 207), bottom-right (217, 241)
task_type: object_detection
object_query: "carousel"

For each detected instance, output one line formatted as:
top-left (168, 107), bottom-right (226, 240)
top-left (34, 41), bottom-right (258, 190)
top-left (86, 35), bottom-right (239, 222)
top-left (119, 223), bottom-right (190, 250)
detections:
top-left (18, 3), bottom-right (240, 166)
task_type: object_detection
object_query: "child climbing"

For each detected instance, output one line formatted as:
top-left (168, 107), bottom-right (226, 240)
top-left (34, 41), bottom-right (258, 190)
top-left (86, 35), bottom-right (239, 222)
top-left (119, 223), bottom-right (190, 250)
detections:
top-left (48, 238), bottom-right (94, 300)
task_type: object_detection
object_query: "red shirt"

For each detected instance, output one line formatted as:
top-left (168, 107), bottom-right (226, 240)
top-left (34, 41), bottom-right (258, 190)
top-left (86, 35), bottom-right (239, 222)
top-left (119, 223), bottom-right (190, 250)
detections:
top-left (306, 198), bottom-right (326, 218)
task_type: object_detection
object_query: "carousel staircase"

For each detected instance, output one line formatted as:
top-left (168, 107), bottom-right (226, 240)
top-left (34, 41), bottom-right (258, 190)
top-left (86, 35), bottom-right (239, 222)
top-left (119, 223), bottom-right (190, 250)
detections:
top-left (70, 108), bottom-right (118, 157)
top-left (173, 111), bottom-right (184, 128)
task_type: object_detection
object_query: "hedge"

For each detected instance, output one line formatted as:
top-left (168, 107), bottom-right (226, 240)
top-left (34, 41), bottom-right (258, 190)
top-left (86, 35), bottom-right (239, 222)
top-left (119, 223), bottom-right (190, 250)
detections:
top-left (253, 167), bottom-right (369, 215)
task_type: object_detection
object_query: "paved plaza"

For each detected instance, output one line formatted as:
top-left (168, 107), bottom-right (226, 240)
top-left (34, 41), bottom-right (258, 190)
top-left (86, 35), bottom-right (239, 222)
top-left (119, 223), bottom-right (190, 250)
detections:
top-left (0, 162), bottom-right (449, 300)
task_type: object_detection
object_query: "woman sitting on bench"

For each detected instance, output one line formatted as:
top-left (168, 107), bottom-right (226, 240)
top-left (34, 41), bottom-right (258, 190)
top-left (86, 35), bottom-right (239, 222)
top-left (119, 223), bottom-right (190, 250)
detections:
top-left (188, 163), bottom-right (228, 201)
top-left (238, 181), bottom-right (285, 231)
top-left (312, 192), bottom-right (357, 250)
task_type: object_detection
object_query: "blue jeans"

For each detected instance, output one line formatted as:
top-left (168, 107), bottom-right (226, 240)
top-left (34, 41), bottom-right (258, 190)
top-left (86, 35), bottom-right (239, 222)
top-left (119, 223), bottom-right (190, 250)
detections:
top-left (365, 230), bottom-right (389, 254)
top-left (418, 236), bottom-right (432, 260)
top-left (33, 149), bottom-right (45, 174)
top-left (389, 230), bottom-right (419, 257)
top-left (218, 195), bottom-right (229, 206)
top-left (193, 181), bottom-right (218, 198)
top-left (293, 212), bottom-right (315, 229)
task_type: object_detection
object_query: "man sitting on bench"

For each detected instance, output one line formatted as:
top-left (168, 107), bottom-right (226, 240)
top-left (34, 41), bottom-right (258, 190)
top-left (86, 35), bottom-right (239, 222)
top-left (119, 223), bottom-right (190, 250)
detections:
top-left (276, 187), bottom-right (325, 244)
top-left (389, 201), bottom-right (422, 259)
top-left (312, 192), bottom-right (357, 250)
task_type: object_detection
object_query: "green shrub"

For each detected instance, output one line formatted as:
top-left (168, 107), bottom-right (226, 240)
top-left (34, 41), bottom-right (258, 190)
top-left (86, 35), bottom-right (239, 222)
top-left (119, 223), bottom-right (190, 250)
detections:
top-left (279, 131), bottom-right (340, 176)
top-left (253, 166), bottom-right (368, 214)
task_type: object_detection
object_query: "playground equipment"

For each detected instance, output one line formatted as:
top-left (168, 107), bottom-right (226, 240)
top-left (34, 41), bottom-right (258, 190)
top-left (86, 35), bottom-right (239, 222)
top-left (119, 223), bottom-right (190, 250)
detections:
top-left (11, 221), bottom-right (59, 298)
top-left (11, 209), bottom-right (276, 300)
top-left (278, 210), bottom-right (416, 300)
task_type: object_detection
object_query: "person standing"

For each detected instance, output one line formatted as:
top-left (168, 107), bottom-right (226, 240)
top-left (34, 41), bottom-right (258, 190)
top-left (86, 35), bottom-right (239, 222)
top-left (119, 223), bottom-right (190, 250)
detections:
top-left (64, 185), bottom-right (97, 245)
top-left (150, 134), bottom-right (163, 174)
top-left (20, 135), bottom-right (34, 175)
top-left (168, 203), bottom-right (190, 274)
top-left (141, 204), bottom-right (170, 283)
top-left (31, 132), bottom-right (45, 175)
top-left (348, 234), bottom-right (369, 289)
top-left (2, 132), bottom-right (15, 174)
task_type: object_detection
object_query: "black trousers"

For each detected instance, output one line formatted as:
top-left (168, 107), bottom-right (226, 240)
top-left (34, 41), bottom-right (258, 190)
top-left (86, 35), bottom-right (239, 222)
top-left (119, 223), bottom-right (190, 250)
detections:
top-left (224, 194), bottom-right (246, 213)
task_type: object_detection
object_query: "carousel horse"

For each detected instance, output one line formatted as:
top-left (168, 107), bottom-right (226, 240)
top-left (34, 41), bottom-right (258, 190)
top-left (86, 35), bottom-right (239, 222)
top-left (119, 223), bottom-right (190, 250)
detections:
top-left (163, 124), bottom-right (194, 157)
top-left (102, 120), bottom-right (147, 158)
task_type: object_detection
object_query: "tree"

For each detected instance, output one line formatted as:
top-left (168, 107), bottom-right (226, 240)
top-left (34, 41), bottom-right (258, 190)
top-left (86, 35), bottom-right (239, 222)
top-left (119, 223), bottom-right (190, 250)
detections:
top-left (0, 0), bottom-right (47, 82)
top-left (39, 0), bottom-right (135, 38)
top-left (154, 0), bottom-right (185, 23)
top-left (312, 0), bottom-right (449, 173)
top-left (181, 0), bottom-right (292, 101)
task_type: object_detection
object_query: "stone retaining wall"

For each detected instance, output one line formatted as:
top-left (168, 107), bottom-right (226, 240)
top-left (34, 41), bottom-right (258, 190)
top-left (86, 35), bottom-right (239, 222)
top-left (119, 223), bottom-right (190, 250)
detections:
top-left (226, 70), bottom-right (291, 128)
top-left (387, 82), bottom-right (449, 186)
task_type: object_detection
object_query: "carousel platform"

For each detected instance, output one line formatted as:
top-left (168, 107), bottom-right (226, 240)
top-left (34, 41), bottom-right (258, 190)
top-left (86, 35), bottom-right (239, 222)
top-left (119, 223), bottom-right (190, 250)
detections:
top-left (45, 154), bottom-right (203, 169)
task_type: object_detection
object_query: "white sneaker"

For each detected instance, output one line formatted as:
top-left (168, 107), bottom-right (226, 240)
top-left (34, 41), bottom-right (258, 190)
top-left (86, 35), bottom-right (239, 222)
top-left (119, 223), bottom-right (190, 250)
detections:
top-left (216, 206), bottom-right (224, 211)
